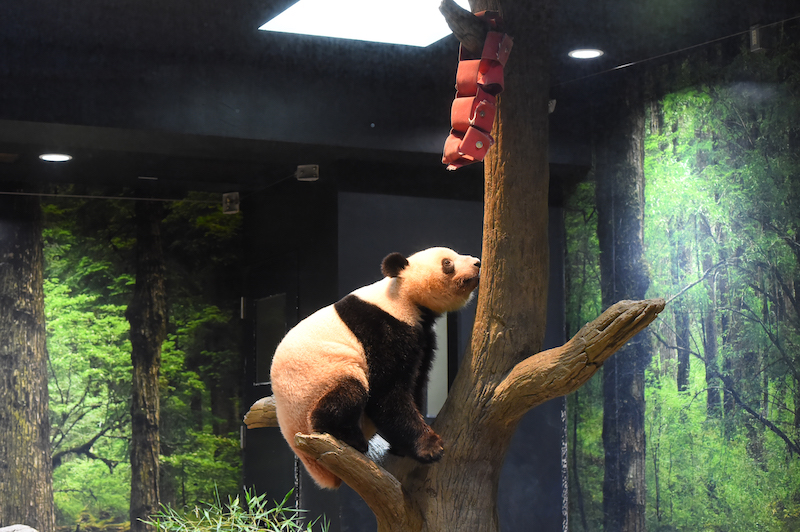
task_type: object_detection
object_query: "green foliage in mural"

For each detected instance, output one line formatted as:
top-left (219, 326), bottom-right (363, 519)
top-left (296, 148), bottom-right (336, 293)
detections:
top-left (44, 198), bottom-right (135, 524)
top-left (568, 27), bottom-right (800, 532)
top-left (44, 192), bottom-right (243, 526)
top-left (565, 180), bottom-right (604, 531)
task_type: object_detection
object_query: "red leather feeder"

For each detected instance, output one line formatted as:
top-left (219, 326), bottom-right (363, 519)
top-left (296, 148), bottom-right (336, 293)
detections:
top-left (442, 12), bottom-right (513, 170)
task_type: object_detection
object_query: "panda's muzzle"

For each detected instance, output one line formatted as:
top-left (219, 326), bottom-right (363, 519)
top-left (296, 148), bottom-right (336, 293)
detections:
top-left (459, 265), bottom-right (481, 292)
top-left (461, 276), bottom-right (479, 291)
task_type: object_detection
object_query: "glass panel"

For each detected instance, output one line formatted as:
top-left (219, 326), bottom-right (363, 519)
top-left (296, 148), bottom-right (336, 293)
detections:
top-left (426, 317), bottom-right (449, 418)
top-left (255, 293), bottom-right (287, 384)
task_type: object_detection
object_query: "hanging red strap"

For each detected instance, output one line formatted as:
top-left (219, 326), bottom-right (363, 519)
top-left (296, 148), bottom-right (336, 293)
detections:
top-left (442, 11), bottom-right (513, 170)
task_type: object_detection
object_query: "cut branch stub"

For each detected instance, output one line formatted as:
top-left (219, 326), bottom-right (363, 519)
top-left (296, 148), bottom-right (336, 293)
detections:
top-left (294, 433), bottom-right (422, 532)
top-left (490, 298), bottom-right (665, 423)
top-left (439, 0), bottom-right (488, 54)
top-left (243, 396), bottom-right (278, 428)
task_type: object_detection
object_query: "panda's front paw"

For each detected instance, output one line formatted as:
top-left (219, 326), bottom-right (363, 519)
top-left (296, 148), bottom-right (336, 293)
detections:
top-left (413, 431), bottom-right (444, 463)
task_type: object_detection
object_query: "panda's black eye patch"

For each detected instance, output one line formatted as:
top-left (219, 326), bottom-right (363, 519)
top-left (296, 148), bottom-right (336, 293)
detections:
top-left (442, 258), bottom-right (455, 274)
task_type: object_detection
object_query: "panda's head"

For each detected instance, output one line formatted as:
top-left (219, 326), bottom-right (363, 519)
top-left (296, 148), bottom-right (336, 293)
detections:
top-left (381, 247), bottom-right (481, 314)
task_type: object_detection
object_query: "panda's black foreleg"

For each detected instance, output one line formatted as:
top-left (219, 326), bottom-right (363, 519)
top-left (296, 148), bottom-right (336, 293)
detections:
top-left (366, 390), bottom-right (444, 463)
top-left (310, 377), bottom-right (370, 453)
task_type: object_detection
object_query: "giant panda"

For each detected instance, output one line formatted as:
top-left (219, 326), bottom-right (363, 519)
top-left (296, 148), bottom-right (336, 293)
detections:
top-left (270, 247), bottom-right (481, 489)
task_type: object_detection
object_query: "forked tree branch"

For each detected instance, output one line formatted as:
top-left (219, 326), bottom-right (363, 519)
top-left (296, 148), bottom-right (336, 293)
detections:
top-left (489, 299), bottom-right (665, 423)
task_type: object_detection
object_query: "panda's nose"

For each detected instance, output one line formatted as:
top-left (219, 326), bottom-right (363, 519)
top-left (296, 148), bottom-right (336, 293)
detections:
top-left (475, 260), bottom-right (481, 268)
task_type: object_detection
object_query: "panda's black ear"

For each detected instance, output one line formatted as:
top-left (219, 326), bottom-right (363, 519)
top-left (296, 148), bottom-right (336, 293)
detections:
top-left (381, 252), bottom-right (409, 278)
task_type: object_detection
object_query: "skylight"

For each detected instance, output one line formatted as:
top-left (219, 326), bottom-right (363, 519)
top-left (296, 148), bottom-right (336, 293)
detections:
top-left (259, 0), bottom-right (472, 47)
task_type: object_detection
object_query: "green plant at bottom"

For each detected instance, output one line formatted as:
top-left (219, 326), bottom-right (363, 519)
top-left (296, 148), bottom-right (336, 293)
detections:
top-left (144, 488), bottom-right (328, 532)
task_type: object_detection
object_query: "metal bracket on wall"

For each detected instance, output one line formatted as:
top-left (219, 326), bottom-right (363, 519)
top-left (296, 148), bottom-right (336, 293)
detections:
top-left (750, 25), bottom-right (764, 52)
top-left (223, 192), bottom-right (240, 214)
top-left (294, 164), bottom-right (319, 182)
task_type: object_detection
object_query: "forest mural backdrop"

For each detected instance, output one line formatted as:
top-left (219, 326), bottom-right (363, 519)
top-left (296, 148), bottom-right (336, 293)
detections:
top-left (43, 192), bottom-right (242, 526)
top-left (567, 28), bottom-right (800, 531)
top-left (4, 18), bottom-right (797, 532)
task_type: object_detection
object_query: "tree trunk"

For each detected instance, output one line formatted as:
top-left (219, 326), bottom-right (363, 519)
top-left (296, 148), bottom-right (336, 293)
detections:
top-left (386, 1), bottom-right (554, 529)
top-left (127, 201), bottom-right (167, 532)
top-left (0, 194), bottom-right (55, 532)
top-left (595, 80), bottom-right (649, 532)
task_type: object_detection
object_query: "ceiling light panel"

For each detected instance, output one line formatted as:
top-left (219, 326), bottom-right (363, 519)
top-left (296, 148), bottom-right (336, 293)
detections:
top-left (260, 0), bottom-right (471, 47)
top-left (39, 153), bottom-right (72, 162)
top-left (568, 49), bottom-right (605, 59)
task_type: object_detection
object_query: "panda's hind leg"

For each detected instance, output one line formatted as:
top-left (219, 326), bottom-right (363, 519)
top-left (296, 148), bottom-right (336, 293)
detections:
top-left (364, 387), bottom-right (444, 463)
top-left (310, 376), bottom-right (369, 453)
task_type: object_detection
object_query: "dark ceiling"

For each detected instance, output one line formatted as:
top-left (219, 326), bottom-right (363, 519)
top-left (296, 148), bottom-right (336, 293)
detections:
top-left (1, 0), bottom-right (797, 195)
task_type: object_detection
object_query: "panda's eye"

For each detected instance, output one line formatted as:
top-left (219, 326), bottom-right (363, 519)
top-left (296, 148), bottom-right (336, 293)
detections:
top-left (442, 258), bottom-right (455, 274)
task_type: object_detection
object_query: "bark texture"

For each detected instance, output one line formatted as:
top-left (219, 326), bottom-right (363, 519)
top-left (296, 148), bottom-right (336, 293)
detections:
top-left (595, 81), bottom-right (650, 532)
top-left (127, 201), bottom-right (167, 532)
top-left (0, 194), bottom-right (55, 532)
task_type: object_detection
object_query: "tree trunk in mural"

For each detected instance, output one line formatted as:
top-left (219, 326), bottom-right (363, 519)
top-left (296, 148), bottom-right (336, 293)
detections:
top-left (595, 81), bottom-right (650, 532)
top-left (245, 2), bottom-right (664, 531)
top-left (0, 194), bottom-right (56, 532)
top-left (699, 215), bottom-right (722, 416)
top-left (673, 231), bottom-right (691, 393)
top-left (127, 201), bottom-right (167, 532)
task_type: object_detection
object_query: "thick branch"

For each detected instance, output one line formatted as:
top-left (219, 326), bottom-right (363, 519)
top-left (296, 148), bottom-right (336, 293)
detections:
top-left (294, 433), bottom-right (422, 532)
top-left (243, 405), bottom-right (418, 529)
top-left (243, 396), bottom-right (278, 428)
top-left (489, 299), bottom-right (665, 423)
top-left (439, 0), bottom-right (488, 54)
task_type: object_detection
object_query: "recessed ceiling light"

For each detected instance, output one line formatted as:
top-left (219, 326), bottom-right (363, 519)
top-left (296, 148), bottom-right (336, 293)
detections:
top-left (568, 49), bottom-right (604, 59)
top-left (39, 153), bottom-right (72, 162)
top-left (259, 0), bottom-right (471, 47)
